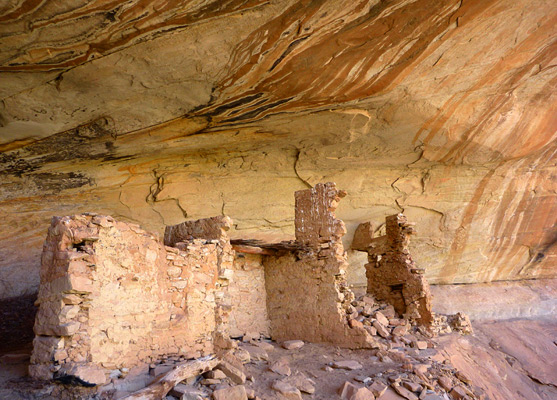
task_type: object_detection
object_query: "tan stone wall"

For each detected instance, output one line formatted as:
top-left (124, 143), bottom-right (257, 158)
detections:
top-left (228, 254), bottom-right (270, 338)
top-left (264, 183), bottom-right (375, 348)
top-left (29, 214), bottom-right (230, 383)
top-left (363, 214), bottom-right (433, 325)
top-left (264, 252), bottom-right (374, 348)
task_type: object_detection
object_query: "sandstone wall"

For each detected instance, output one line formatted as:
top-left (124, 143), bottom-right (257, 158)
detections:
top-left (264, 252), bottom-right (372, 348)
top-left (264, 183), bottom-right (374, 348)
top-left (228, 254), bottom-right (270, 338)
top-left (29, 214), bottom-right (228, 383)
top-left (1, 0), bottom-right (555, 300)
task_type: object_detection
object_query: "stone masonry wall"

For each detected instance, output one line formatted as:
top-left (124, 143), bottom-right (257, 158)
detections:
top-left (354, 214), bottom-right (434, 325)
top-left (228, 253), bottom-right (270, 338)
top-left (264, 183), bottom-right (375, 348)
top-left (30, 214), bottom-right (228, 385)
top-left (163, 215), bottom-right (236, 350)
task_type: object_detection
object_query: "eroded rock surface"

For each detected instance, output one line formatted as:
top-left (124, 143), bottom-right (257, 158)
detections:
top-left (0, 0), bottom-right (556, 298)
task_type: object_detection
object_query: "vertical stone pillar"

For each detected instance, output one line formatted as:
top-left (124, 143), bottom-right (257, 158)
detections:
top-left (356, 214), bottom-right (433, 326)
top-left (265, 183), bottom-right (375, 348)
top-left (29, 215), bottom-right (106, 385)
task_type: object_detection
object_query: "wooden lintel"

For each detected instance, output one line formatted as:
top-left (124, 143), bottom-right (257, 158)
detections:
top-left (232, 244), bottom-right (276, 256)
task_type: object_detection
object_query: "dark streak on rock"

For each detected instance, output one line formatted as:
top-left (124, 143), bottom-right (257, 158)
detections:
top-left (207, 93), bottom-right (264, 116)
top-left (0, 117), bottom-right (119, 193)
top-left (269, 35), bottom-right (310, 72)
top-left (223, 96), bottom-right (294, 123)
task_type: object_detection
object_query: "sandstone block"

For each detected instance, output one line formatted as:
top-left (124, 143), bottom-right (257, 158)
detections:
top-left (244, 345), bottom-right (269, 361)
top-left (213, 385), bottom-right (247, 400)
top-left (283, 374), bottom-right (316, 394)
top-left (29, 364), bottom-right (54, 380)
top-left (282, 340), bottom-right (304, 350)
top-left (402, 381), bottom-right (422, 393)
top-left (217, 360), bottom-right (246, 384)
top-left (271, 380), bottom-right (302, 400)
top-left (61, 364), bottom-right (108, 386)
top-left (375, 312), bottom-right (389, 326)
top-left (373, 321), bottom-right (391, 338)
top-left (269, 358), bottom-right (291, 376)
top-left (205, 369), bottom-right (227, 379)
top-left (437, 376), bottom-right (452, 391)
top-left (369, 381), bottom-right (388, 397)
top-left (332, 360), bottom-right (363, 370)
top-left (340, 381), bottom-right (375, 400)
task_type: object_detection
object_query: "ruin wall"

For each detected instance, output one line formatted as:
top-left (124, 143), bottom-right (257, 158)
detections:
top-left (264, 183), bottom-right (375, 348)
top-left (30, 214), bottom-right (228, 384)
top-left (228, 253), bottom-right (270, 338)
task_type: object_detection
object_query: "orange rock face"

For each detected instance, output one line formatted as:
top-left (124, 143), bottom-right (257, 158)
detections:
top-left (0, 0), bottom-right (555, 297)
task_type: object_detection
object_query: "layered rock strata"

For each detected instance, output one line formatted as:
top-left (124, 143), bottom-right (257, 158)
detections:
top-left (0, 0), bottom-right (556, 301)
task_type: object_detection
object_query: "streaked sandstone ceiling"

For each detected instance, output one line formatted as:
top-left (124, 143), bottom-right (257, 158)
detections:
top-left (0, 0), bottom-right (556, 297)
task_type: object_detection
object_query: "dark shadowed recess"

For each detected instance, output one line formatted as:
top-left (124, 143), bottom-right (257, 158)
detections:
top-left (0, 293), bottom-right (37, 354)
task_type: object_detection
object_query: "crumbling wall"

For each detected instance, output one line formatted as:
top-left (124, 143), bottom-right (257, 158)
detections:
top-left (265, 183), bottom-right (375, 348)
top-left (353, 214), bottom-right (433, 325)
top-left (163, 215), bottom-right (235, 350)
top-left (30, 214), bottom-right (228, 384)
top-left (228, 254), bottom-right (270, 338)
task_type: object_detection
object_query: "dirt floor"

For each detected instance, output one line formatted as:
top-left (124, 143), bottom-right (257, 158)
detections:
top-left (0, 318), bottom-right (555, 400)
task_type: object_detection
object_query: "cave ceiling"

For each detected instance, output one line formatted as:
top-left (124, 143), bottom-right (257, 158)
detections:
top-left (0, 0), bottom-right (556, 297)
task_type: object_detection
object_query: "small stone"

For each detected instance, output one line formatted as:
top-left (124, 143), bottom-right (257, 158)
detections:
top-left (244, 345), bottom-right (268, 361)
top-left (201, 378), bottom-right (221, 385)
top-left (332, 360), bottom-right (363, 370)
top-left (413, 364), bottom-right (430, 375)
top-left (170, 384), bottom-right (205, 398)
top-left (213, 385), bottom-right (248, 400)
top-left (61, 294), bottom-right (82, 305)
top-left (413, 341), bottom-right (428, 350)
top-left (205, 369), bottom-right (227, 379)
top-left (61, 364), bottom-right (107, 386)
top-left (150, 363), bottom-right (174, 377)
top-left (455, 371), bottom-right (471, 384)
top-left (362, 296), bottom-right (375, 305)
top-left (282, 340), bottom-right (304, 350)
top-left (382, 306), bottom-right (396, 319)
top-left (235, 348), bottom-right (251, 364)
top-left (350, 319), bottom-right (364, 329)
top-left (217, 361), bottom-right (246, 384)
top-left (392, 326), bottom-right (408, 336)
top-left (256, 341), bottom-right (275, 352)
top-left (450, 386), bottom-right (472, 399)
top-left (373, 320), bottom-right (391, 338)
top-left (402, 381), bottom-right (423, 392)
top-left (269, 358), bottom-right (291, 376)
top-left (364, 326), bottom-right (377, 336)
top-left (245, 387), bottom-right (256, 399)
top-left (437, 376), bottom-right (452, 391)
top-left (271, 380), bottom-right (302, 399)
top-left (392, 383), bottom-right (419, 400)
top-left (283, 374), bottom-right (316, 394)
top-left (369, 381), bottom-right (388, 397)
top-left (339, 381), bottom-right (375, 400)
top-left (354, 375), bottom-right (372, 384)
top-left (339, 381), bottom-right (357, 398)
top-left (375, 312), bottom-right (390, 326)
